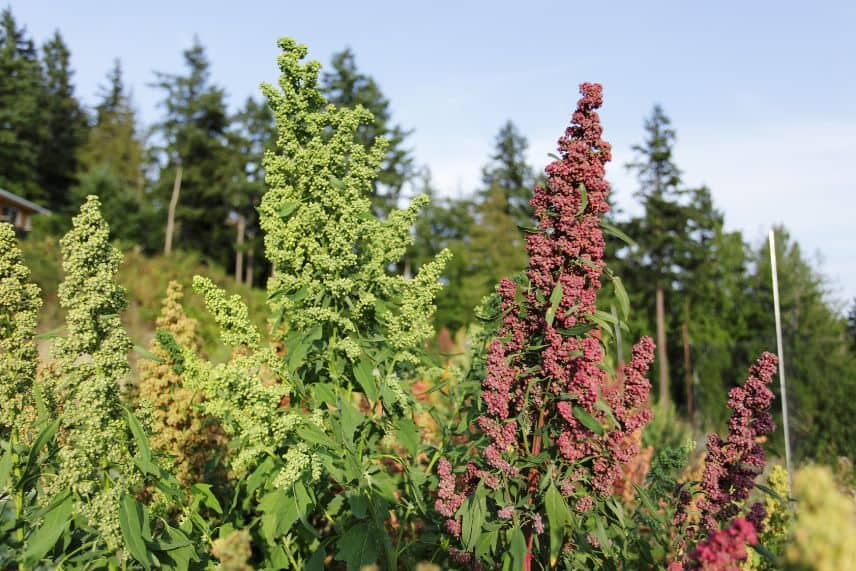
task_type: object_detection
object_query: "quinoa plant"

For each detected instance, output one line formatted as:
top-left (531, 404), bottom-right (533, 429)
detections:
top-left (0, 222), bottom-right (40, 439)
top-left (434, 84), bottom-right (657, 569)
top-left (167, 37), bottom-right (451, 569)
top-left (137, 280), bottom-right (226, 487)
top-left (46, 196), bottom-right (139, 553)
top-left (0, 36), bottom-right (801, 571)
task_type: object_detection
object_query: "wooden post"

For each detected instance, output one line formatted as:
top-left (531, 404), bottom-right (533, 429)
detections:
top-left (164, 165), bottom-right (182, 255)
top-left (656, 282), bottom-right (670, 405)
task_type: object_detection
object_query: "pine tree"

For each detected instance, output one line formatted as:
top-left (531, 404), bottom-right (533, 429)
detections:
top-left (847, 299), bottom-right (856, 351)
top-left (0, 8), bottom-right (45, 201)
top-left (321, 48), bottom-right (415, 215)
top-left (73, 60), bottom-right (150, 244)
top-left (152, 38), bottom-right (238, 266)
top-left (462, 182), bottom-right (528, 313)
top-left (481, 120), bottom-right (536, 227)
top-left (624, 104), bottom-right (693, 406)
top-left (79, 60), bottom-right (144, 192)
top-left (38, 31), bottom-right (88, 212)
top-left (675, 186), bottom-right (750, 423)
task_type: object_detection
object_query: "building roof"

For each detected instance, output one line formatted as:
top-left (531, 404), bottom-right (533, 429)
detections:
top-left (0, 188), bottom-right (51, 215)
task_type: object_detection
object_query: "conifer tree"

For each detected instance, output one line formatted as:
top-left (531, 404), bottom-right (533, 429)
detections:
top-left (674, 185), bottom-right (749, 423)
top-left (0, 8), bottom-right (45, 201)
top-left (48, 196), bottom-right (138, 552)
top-left (847, 299), bottom-right (856, 351)
top-left (152, 38), bottom-right (237, 265)
top-left (79, 60), bottom-right (144, 192)
top-left (38, 31), bottom-right (88, 212)
top-left (321, 48), bottom-right (415, 215)
top-left (461, 182), bottom-right (528, 313)
top-left (481, 120), bottom-right (536, 227)
top-left (73, 61), bottom-right (150, 245)
top-left (624, 104), bottom-right (693, 406)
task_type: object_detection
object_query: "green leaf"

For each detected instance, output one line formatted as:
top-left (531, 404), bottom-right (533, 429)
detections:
top-left (509, 526), bottom-right (527, 569)
top-left (34, 325), bottom-right (64, 340)
top-left (339, 399), bottom-right (364, 448)
top-left (21, 492), bottom-right (73, 565)
top-left (125, 409), bottom-right (158, 476)
top-left (578, 184), bottom-right (588, 215)
top-left (751, 542), bottom-right (777, 563)
top-left (335, 522), bottom-right (379, 571)
top-left (476, 529), bottom-right (499, 560)
top-left (633, 484), bottom-right (658, 515)
top-left (587, 311), bottom-right (615, 339)
top-left (394, 417), bottom-right (420, 457)
top-left (755, 482), bottom-right (786, 503)
top-left (119, 494), bottom-right (156, 569)
top-left (601, 221), bottom-right (637, 247)
top-left (593, 398), bottom-right (618, 429)
top-left (190, 483), bottom-right (222, 514)
top-left (297, 423), bottom-right (334, 448)
top-left (288, 339), bottom-right (311, 371)
top-left (573, 406), bottom-right (604, 435)
top-left (310, 382), bottom-right (336, 405)
top-left (611, 275), bottom-right (630, 320)
top-left (348, 493), bottom-right (369, 519)
top-left (152, 524), bottom-right (198, 571)
top-left (593, 309), bottom-right (618, 325)
top-left (545, 483), bottom-right (569, 567)
top-left (0, 448), bottom-right (12, 489)
top-left (558, 323), bottom-right (594, 337)
top-left (23, 417), bottom-right (60, 483)
top-left (461, 486), bottom-right (487, 551)
top-left (259, 491), bottom-right (299, 542)
top-left (278, 200), bottom-right (300, 220)
top-left (306, 546), bottom-right (326, 571)
top-left (546, 281), bottom-right (563, 327)
top-left (353, 358), bottom-right (380, 401)
top-left (134, 343), bottom-right (164, 363)
top-left (594, 516), bottom-right (610, 555)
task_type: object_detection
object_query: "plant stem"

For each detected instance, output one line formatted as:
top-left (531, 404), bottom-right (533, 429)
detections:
top-left (11, 431), bottom-right (27, 571)
top-left (524, 409), bottom-right (546, 571)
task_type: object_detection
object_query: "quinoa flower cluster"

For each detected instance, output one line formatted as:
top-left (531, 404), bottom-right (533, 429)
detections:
top-left (696, 352), bottom-right (777, 533)
top-left (437, 83), bottom-right (655, 550)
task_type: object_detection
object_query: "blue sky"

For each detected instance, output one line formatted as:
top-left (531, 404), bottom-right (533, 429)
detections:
top-left (11, 0), bottom-right (856, 308)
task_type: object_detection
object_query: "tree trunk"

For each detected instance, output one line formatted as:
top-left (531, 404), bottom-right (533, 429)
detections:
top-left (682, 321), bottom-right (693, 420)
top-left (164, 165), bottom-right (182, 255)
top-left (656, 282), bottom-right (670, 405)
top-left (245, 246), bottom-right (254, 287)
top-left (235, 214), bottom-right (245, 284)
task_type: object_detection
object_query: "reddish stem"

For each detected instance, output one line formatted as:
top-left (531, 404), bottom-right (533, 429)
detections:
top-left (524, 409), bottom-right (546, 571)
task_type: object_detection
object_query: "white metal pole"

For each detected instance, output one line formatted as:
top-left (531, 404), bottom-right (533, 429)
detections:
top-left (769, 229), bottom-right (794, 495)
